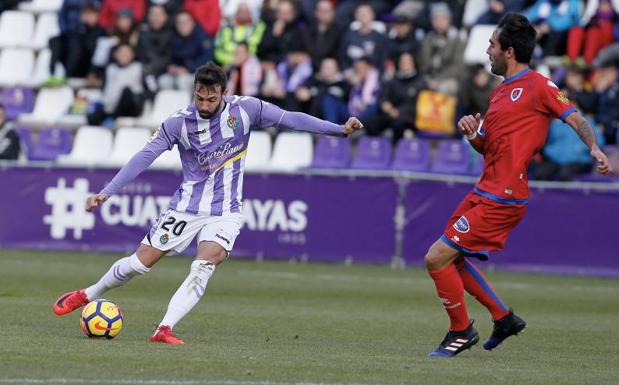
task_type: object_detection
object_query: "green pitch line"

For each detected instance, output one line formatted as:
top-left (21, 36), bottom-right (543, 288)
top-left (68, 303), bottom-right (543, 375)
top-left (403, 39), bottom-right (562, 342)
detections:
top-left (1, 251), bottom-right (618, 385)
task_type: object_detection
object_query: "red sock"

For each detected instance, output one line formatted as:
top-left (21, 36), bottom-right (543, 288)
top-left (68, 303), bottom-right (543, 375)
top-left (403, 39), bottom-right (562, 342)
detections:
top-left (428, 264), bottom-right (470, 331)
top-left (456, 259), bottom-right (509, 321)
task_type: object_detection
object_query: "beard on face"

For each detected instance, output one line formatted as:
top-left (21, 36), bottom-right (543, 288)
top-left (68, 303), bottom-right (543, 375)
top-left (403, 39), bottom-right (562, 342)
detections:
top-left (490, 57), bottom-right (507, 76)
top-left (197, 100), bottom-right (223, 119)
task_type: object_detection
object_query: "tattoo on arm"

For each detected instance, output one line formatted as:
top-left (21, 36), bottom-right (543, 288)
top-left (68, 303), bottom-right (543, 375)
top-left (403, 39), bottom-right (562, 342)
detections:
top-left (568, 113), bottom-right (598, 149)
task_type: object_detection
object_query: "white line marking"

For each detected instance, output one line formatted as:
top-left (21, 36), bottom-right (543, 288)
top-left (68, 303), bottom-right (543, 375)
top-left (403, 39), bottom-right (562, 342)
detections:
top-left (0, 379), bottom-right (398, 385)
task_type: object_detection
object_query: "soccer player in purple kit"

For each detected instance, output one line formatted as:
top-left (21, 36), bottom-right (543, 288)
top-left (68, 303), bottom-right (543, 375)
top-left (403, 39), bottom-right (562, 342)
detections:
top-left (53, 61), bottom-right (363, 344)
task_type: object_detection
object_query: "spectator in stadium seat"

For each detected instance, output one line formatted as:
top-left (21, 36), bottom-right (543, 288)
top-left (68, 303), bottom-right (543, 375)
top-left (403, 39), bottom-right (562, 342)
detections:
top-left (524, 0), bottom-right (581, 57)
top-left (183, 0), bottom-right (221, 38)
top-left (147, 0), bottom-right (182, 15)
top-left (394, 0), bottom-right (466, 31)
top-left (339, 3), bottom-right (388, 71)
top-left (458, 64), bottom-right (496, 118)
top-left (99, 0), bottom-right (145, 30)
top-left (296, 57), bottom-right (350, 123)
top-left (593, 64), bottom-right (619, 144)
top-left (333, 0), bottom-right (392, 28)
top-left (386, 14), bottom-right (419, 72)
top-left (417, 2), bottom-right (465, 96)
top-left (301, 0), bottom-right (343, 70)
top-left (348, 56), bottom-right (381, 124)
top-left (95, 44), bottom-right (144, 122)
top-left (531, 111), bottom-right (605, 180)
top-left (214, 3), bottom-right (266, 67)
top-left (268, 43), bottom-right (313, 111)
top-left (221, 0), bottom-right (263, 24)
top-left (110, 8), bottom-right (140, 47)
top-left (566, 0), bottom-right (619, 65)
top-left (226, 42), bottom-right (262, 97)
top-left (88, 7), bottom-right (140, 85)
top-left (257, 0), bottom-right (302, 64)
top-left (563, 64), bottom-right (597, 115)
top-left (0, 104), bottom-right (20, 161)
top-left (365, 52), bottom-right (427, 142)
top-left (476, 0), bottom-right (527, 25)
top-left (48, 1), bottom-right (105, 84)
top-left (158, 11), bottom-right (214, 93)
top-left (136, 5), bottom-right (173, 97)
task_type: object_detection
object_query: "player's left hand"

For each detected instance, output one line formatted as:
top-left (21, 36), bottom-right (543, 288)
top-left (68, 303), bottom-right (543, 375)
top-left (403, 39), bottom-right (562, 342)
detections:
top-left (591, 147), bottom-right (613, 175)
top-left (343, 117), bottom-right (363, 135)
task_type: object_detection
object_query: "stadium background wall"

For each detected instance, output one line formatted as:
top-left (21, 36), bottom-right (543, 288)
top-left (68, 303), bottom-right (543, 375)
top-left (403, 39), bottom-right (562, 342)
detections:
top-left (2, 166), bottom-right (618, 277)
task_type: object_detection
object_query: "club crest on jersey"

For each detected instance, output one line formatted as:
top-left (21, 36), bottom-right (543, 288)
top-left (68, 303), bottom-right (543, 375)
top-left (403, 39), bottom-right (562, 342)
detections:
top-left (510, 88), bottom-right (523, 101)
top-left (160, 234), bottom-right (169, 244)
top-left (453, 216), bottom-right (470, 233)
top-left (226, 115), bottom-right (239, 130)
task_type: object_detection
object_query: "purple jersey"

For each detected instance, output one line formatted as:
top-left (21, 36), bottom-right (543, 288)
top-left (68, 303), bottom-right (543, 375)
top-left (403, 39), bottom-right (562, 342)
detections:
top-left (102, 95), bottom-right (344, 215)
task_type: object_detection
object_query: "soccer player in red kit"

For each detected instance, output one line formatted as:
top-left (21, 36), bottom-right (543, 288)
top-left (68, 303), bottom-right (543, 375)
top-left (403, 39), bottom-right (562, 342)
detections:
top-left (426, 13), bottom-right (614, 357)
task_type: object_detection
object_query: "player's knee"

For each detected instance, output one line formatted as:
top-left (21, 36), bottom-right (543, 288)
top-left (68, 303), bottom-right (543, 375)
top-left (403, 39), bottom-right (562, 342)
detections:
top-left (136, 244), bottom-right (166, 268)
top-left (196, 241), bottom-right (228, 266)
top-left (424, 241), bottom-right (455, 271)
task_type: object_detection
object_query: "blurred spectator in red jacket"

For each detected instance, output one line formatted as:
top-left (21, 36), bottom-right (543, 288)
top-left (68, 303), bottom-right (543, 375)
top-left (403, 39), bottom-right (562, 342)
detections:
top-left (183, 0), bottom-right (222, 38)
top-left (99, 0), bottom-right (145, 30)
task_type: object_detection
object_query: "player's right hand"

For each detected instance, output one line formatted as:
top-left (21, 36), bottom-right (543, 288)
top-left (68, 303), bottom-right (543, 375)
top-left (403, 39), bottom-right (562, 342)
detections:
top-left (457, 113), bottom-right (481, 137)
top-left (86, 192), bottom-right (108, 212)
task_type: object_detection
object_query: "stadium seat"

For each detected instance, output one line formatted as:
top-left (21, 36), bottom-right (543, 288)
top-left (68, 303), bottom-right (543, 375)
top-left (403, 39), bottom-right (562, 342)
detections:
top-left (15, 126), bottom-right (35, 157)
top-left (137, 90), bottom-right (191, 127)
top-left (391, 138), bottom-right (431, 172)
top-left (22, 48), bottom-right (51, 87)
top-left (150, 144), bottom-right (182, 170)
top-left (464, 25), bottom-right (496, 64)
top-left (268, 132), bottom-right (313, 171)
top-left (27, 13), bottom-right (60, 50)
top-left (462, 0), bottom-right (489, 27)
top-left (28, 127), bottom-right (72, 161)
top-left (430, 140), bottom-right (470, 175)
top-left (1, 87), bottom-right (35, 120)
top-left (103, 127), bottom-right (152, 167)
top-left (19, 0), bottom-right (63, 14)
top-left (245, 130), bottom-right (272, 171)
top-left (18, 86), bottom-right (73, 126)
top-left (0, 48), bottom-right (35, 86)
top-left (0, 11), bottom-right (35, 48)
top-left (311, 136), bottom-right (351, 169)
top-left (56, 126), bottom-right (112, 166)
top-left (351, 136), bottom-right (391, 170)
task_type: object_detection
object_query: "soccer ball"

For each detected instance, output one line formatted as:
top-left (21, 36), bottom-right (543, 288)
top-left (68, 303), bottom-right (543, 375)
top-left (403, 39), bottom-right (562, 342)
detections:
top-left (80, 299), bottom-right (124, 339)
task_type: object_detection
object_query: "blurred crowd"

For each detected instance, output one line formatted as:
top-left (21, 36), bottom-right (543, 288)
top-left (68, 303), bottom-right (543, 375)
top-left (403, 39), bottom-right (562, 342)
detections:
top-left (1, 0), bottom-right (619, 181)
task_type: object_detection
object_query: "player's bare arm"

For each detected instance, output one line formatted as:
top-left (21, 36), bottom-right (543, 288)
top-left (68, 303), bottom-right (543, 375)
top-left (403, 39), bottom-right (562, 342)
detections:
top-left (458, 113), bottom-right (484, 153)
top-left (86, 192), bottom-right (108, 212)
top-left (565, 112), bottom-right (614, 175)
top-left (343, 117), bottom-right (363, 135)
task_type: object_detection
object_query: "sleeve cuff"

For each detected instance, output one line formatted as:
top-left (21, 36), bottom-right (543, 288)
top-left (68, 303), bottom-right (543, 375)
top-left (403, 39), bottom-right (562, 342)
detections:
top-left (559, 107), bottom-right (577, 122)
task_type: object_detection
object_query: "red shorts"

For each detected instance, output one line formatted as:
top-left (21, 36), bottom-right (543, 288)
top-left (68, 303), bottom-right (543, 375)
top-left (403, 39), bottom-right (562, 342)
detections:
top-left (441, 191), bottom-right (527, 260)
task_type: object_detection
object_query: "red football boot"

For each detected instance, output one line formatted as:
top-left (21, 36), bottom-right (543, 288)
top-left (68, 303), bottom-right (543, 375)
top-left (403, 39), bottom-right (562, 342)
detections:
top-left (150, 325), bottom-right (185, 345)
top-left (53, 289), bottom-right (89, 316)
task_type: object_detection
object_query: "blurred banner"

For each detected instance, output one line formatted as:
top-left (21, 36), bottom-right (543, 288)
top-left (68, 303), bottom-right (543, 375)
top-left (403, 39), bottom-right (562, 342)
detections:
top-left (402, 180), bottom-right (619, 275)
top-left (0, 167), bottom-right (397, 263)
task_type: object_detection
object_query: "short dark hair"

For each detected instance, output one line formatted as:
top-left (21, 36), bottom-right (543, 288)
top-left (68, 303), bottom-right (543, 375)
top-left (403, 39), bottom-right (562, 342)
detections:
top-left (497, 13), bottom-right (537, 64)
top-left (194, 61), bottom-right (227, 91)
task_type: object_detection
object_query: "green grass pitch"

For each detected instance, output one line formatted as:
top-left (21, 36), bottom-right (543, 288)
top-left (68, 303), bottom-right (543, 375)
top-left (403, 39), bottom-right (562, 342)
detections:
top-left (1, 250), bottom-right (618, 385)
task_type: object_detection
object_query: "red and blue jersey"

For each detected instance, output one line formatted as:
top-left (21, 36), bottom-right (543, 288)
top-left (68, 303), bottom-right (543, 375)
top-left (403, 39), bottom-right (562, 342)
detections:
top-left (476, 68), bottom-right (576, 202)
